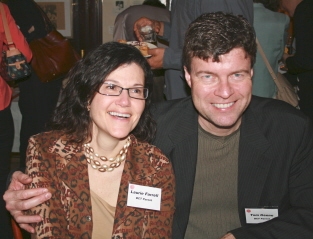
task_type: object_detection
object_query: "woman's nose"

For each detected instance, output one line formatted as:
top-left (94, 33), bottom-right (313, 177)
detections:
top-left (116, 89), bottom-right (131, 106)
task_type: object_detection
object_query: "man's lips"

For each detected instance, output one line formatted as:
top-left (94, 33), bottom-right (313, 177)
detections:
top-left (212, 102), bottom-right (234, 109)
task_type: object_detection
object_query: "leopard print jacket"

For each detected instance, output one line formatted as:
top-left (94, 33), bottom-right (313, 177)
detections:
top-left (26, 131), bottom-right (175, 238)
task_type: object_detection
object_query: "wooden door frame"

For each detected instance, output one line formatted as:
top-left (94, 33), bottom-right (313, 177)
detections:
top-left (71, 0), bottom-right (102, 56)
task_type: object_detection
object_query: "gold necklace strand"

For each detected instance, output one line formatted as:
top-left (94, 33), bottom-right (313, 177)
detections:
top-left (83, 136), bottom-right (131, 172)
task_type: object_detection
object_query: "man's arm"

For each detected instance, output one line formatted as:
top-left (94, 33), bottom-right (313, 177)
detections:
top-left (3, 171), bottom-right (51, 233)
top-left (113, 12), bottom-right (126, 41)
top-left (133, 17), bottom-right (164, 41)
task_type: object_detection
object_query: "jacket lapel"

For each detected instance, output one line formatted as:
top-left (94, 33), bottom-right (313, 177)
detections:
top-left (113, 136), bottom-right (156, 234)
top-left (53, 137), bottom-right (91, 209)
top-left (163, 98), bottom-right (199, 237)
top-left (238, 105), bottom-right (272, 225)
top-left (49, 136), bottom-right (92, 237)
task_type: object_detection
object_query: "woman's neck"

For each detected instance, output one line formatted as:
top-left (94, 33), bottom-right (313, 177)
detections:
top-left (89, 132), bottom-right (129, 158)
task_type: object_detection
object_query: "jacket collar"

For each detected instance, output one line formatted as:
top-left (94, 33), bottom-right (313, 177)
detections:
top-left (113, 135), bottom-right (166, 232)
top-left (160, 97), bottom-right (199, 237)
top-left (51, 135), bottom-right (91, 206)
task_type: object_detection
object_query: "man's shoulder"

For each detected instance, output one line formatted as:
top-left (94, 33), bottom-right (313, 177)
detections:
top-left (248, 96), bottom-right (309, 126)
top-left (152, 97), bottom-right (195, 118)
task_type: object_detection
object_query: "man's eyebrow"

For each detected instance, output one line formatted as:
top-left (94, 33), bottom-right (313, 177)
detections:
top-left (195, 70), bottom-right (214, 75)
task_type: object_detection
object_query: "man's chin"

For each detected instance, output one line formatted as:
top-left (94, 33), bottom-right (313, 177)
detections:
top-left (210, 117), bottom-right (242, 134)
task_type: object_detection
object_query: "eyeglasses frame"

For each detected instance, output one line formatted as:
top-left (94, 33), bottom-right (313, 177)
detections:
top-left (97, 82), bottom-right (149, 100)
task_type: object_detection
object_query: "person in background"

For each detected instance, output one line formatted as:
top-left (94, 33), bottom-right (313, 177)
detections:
top-left (5, 0), bottom-right (64, 169)
top-left (4, 12), bottom-right (313, 239)
top-left (252, 0), bottom-right (289, 98)
top-left (281, 0), bottom-right (313, 121)
top-left (0, 3), bottom-right (32, 238)
top-left (8, 42), bottom-right (175, 238)
top-left (134, 0), bottom-right (253, 100)
top-left (113, 0), bottom-right (170, 103)
top-left (113, 0), bottom-right (169, 43)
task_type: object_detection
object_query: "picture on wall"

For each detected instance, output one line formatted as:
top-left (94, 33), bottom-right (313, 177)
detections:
top-left (35, 0), bottom-right (72, 37)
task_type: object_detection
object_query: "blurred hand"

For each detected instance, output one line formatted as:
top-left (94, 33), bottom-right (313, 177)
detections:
top-left (147, 48), bottom-right (165, 69)
top-left (3, 171), bottom-right (51, 233)
top-left (220, 233), bottom-right (236, 239)
top-left (134, 17), bottom-right (163, 41)
top-left (282, 53), bottom-right (294, 64)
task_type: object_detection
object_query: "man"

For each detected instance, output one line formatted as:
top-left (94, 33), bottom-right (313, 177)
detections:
top-left (134, 0), bottom-right (253, 100)
top-left (281, 0), bottom-right (313, 121)
top-left (113, 0), bottom-right (170, 103)
top-left (113, 0), bottom-right (169, 44)
top-left (4, 12), bottom-right (313, 238)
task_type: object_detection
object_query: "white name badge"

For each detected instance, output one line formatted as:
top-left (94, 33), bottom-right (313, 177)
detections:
top-left (127, 183), bottom-right (162, 211)
top-left (245, 208), bottom-right (278, 224)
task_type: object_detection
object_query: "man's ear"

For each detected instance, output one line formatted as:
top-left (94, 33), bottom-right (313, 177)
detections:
top-left (184, 66), bottom-right (192, 88)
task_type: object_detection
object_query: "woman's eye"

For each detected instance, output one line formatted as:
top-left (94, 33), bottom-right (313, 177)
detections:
top-left (106, 84), bottom-right (116, 90)
top-left (131, 88), bottom-right (142, 94)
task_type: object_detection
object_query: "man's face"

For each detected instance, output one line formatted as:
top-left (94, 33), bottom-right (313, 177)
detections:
top-left (184, 48), bottom-right (253, 136)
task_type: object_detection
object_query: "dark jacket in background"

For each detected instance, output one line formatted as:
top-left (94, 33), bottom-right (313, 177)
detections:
top-left (7, 0), bottom-right (48, 41)
top-left (285, 0), bottom-right (313, 121)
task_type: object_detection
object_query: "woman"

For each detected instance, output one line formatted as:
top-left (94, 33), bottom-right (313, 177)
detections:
top-left (25, 42), bottom-right (175, 238)
top-left (0, 3), bottom-right (32, 239)
top-left (252, 0), bottom-right (289, 98)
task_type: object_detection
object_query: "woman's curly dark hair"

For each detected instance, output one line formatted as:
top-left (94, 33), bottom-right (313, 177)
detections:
top-left (47, 42), bottom-right (155, 143)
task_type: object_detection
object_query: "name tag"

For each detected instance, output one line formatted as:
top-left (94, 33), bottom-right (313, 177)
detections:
top-left (245, 208), bottom-right (278, 224)
top-left (127, 183), bottom-right (162, 211)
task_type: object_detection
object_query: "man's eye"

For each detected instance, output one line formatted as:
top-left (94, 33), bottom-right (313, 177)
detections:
top-left (203, 74), bottom-right (212, 79)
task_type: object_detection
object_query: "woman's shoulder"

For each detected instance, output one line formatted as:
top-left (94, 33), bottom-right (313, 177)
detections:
top-left (31, 130), bottom-right (65, 142)
top-left (131, 135), bottom-right (171, 165)
top-left (129, 136), bottom-right (174, 184)
top-left (30, 130), bottom-right (74, 152)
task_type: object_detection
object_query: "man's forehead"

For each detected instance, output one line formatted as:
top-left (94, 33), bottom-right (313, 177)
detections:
top-left (190, 48), bottom-right (251, 68)
top-left (192, 47), bottom-right (250, 61)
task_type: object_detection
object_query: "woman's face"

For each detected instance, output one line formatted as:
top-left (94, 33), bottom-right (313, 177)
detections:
top-left (89, 63), bottom-right (146, 140)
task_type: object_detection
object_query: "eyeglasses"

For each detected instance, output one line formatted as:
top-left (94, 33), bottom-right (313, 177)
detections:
top-left (97, 83), bottom-right (149, 100)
